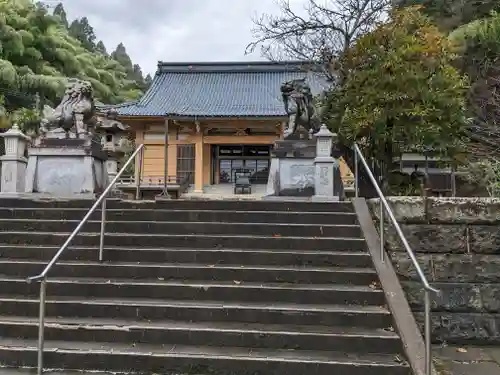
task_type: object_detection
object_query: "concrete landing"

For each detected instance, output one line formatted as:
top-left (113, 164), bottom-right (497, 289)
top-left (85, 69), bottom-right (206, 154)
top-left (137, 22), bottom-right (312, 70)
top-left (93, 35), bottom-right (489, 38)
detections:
top-left (183, 183), bottom-right (355, 201)
top-left (435, 346), bottom-right (500, 375)
top-left (183, 184), bottom-right (267, 200)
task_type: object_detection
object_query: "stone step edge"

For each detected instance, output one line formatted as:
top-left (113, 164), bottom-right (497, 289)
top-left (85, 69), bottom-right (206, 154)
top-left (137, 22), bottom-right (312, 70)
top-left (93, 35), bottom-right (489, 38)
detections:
top-left (0, 244), bottom-right (370, 255)
top-left (0, 296), bottom-right (391, 314)
top-left (0, 276), bottom-right (383, 292)
top-left (0, 368), bottom-right (133, 375)
top-left (0, 218), bottom-right (360, 229)
top-left (0, 337), bottom-right (408, 367)
top-left (0, 231), bottom-right (366, 241)
top-left (0, 315), bottom-right (398, 338)
top-left (0, 259), bottom-right (376, 273)
top-left (0, 207), bottom-right (358, 215)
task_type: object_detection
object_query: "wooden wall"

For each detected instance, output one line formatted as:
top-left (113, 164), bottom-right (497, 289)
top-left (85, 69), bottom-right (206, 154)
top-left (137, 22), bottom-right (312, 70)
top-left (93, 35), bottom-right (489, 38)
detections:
top-left (129, 118), bottom-right (282, 189)
top-left (120, 117), bottom-right (356, 192)
top-left (140, 145), bottom-right (177, 179)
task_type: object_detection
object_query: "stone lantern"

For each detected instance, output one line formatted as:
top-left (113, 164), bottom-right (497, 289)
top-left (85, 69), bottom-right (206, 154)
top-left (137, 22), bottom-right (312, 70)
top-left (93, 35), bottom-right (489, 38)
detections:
top-left (312, 124), bottom-right (340, 201)
top-left (0, 124), bottom-right (31, 194)
top-left (95, 109), bottom-right (130, 184)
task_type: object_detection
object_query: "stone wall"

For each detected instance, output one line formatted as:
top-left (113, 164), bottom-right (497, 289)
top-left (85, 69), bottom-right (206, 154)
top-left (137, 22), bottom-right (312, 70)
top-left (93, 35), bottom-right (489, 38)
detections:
top-left (368, 197), bottom-right (500, 344)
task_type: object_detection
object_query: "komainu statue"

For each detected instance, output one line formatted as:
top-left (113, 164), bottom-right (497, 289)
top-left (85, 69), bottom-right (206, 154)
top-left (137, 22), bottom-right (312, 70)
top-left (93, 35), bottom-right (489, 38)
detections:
top-left (281, 78), bottom-right (322, 139)
top-left (41, 79), bottom-right (96, 138)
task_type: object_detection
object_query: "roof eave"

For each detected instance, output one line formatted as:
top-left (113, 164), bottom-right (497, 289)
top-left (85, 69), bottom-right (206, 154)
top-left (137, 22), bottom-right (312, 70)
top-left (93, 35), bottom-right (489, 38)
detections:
top-left (116, 114), bottom-right (288, 121)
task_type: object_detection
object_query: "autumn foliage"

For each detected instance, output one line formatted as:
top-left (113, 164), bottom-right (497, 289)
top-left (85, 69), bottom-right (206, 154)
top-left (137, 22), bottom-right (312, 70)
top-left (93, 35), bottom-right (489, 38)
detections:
top-left (324, 6), bottom-right (469, 162)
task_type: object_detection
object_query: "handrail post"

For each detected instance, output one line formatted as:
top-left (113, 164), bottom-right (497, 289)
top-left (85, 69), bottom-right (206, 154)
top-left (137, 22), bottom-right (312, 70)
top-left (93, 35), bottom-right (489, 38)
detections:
top-left (99, 198), bottom-right (106, 262)
top-left (27, 144), bottom-right (145, 375)
top-left (424, 289), bottom-right (432, 375)
top-left (135, 145), bottom-right (144, 200)
top-left (451, 163), bottom-right (456, 197)
top-left (379, 201), bottom-right (384, 263)
top-left (354, 148), bottom-right (359, 197)
top-left (353, 143), bottom-right (438, 375)
top-left (37, 278), bottom-right (47, 375)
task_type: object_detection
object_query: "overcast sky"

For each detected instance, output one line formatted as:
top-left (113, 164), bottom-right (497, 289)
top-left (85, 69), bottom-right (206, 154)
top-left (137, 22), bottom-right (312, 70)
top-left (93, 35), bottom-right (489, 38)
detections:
top-left (53, 0), bottom-right (307, 75)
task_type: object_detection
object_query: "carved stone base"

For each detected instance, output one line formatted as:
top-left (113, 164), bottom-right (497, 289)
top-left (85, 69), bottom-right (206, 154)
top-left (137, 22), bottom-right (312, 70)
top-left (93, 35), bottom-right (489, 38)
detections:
top-left (266, 157), bottom-right (315, 197)
top-left (24, 138), bottom-right (107, 198)
top-left (265, 139), bottom-right (344, 199)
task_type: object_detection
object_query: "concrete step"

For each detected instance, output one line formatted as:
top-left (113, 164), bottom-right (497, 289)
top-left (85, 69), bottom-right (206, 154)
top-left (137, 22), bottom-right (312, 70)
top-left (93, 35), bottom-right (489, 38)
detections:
top-left (0, 338), bottom-right (410, 375)
top-left (0, 245), bottom-right (373, 267)
top-left (0, 219), bottom-right (362, 237)
top-left (0, 316), bottom-right (402, 354)
top-left (0, 277), bottom-right (385, 305)
top-left (0, 260), bottom-right (378, 284)
top-left (0, 208), bottom-right (359, 225)
top-left (0, 296), bottom-right (393, 328)
top-left (0, 369), bottom-right (132, 375)
top-left (0, 232), bottom-right (367, 250)
top-left (0, 198), bottom-right (354, 212)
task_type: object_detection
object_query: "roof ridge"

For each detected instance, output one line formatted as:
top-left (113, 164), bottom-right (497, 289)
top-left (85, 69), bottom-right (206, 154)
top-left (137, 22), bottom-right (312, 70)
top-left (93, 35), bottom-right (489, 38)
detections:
top-left (156, 61), bottom-right (320, 75)
top-left (157, 60), bottom-right (309, 67)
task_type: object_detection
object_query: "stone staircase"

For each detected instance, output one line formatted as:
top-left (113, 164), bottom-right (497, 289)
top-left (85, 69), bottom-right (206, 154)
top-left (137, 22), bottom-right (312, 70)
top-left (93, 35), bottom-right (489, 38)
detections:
top-left (0, 198), bottom-right (411, 375)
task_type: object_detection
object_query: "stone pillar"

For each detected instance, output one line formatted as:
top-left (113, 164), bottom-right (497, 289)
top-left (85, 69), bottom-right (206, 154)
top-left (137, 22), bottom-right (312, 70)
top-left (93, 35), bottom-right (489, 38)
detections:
top-left (105, 155), bottom-right (120, 183)
top-left (312, 125), bottom-right (340, 202)
top-left (104, 152), bottom-right (126, 198)
top-left (0, 124), bottom-right (30, 194)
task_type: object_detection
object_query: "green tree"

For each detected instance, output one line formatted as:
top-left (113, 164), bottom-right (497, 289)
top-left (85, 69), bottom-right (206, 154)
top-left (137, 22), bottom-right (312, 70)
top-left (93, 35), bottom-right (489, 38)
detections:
top-left (0, 94), bottom-right (40, 131)
top-left (52, 2), bottom-right (68, 28)
top-left (145, 73), bottom-right (152, 86)
top-left (0, 0), bottom-right (67, 99)
top-left (0, 0), bottom-right (144, 106)
top-left (111, 43), bottom-right (146, 88)
top-left (95, 40), bottom-right (107, 55)
top-left (69, 17), bottom-right (96, 51)
top-left (324, 7), bottom-right (468, 170)
top-left (449, 12), bottom-right (500, 130)
top-left (396, 0), bottom-right (500, 29)
top-left (111, 43), bottom-right (135, 77)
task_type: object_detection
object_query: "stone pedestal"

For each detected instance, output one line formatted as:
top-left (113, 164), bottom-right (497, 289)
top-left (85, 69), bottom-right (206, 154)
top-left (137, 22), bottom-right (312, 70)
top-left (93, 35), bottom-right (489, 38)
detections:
top-left (265, 125), bottom-right (344, 200)
top-left (25, 137), bottom-right (108, 198)
top-left (0, 125), bottom-right (30, 194)
top-left (265, 139), bottom-right (316, 197)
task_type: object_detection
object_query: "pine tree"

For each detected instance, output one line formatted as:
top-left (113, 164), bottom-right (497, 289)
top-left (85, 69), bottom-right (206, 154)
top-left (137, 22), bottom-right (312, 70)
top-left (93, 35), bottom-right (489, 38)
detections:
top-left (96, 40), bottom-right (108, 56)
top-left (111, 43), bottom-right (133, 75)
top-left (69, 17), bottom-right (96, 52)
top-left (53, 2), bottom-right (68, 28)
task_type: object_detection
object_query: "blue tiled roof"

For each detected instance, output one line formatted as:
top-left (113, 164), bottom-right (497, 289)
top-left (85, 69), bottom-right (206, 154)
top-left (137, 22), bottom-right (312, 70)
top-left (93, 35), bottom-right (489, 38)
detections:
top-left (115, 61), bottom-right (331, 118)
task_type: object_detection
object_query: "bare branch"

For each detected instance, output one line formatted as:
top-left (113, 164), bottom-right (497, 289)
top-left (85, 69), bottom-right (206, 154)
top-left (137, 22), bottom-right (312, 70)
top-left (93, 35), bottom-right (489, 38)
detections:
top-left (246, 0), bottom-right (390, 80)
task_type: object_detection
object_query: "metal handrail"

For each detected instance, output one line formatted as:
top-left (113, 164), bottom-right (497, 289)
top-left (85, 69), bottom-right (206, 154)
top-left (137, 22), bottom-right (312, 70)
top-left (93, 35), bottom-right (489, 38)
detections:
top-left (26, 143), bottom-right (145, 375)
top-left (353, 143), bottom-right (439, 375)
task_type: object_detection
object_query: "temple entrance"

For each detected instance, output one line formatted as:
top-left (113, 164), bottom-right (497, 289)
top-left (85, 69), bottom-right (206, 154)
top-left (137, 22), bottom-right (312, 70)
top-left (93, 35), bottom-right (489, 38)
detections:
top-left (212, 145), bottom-right (271, 184)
